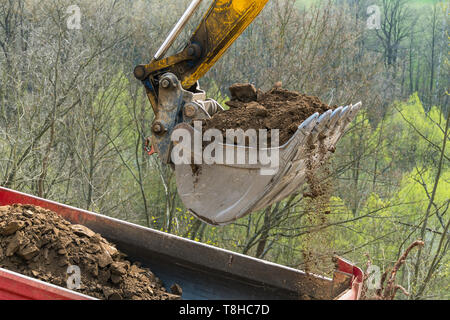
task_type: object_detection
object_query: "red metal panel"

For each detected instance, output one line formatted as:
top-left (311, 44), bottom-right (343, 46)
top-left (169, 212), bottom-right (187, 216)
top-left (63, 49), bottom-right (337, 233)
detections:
top-left (0, 268), bottom-right (94, 300)
top-left (336, 256), bottom-right (363, 282)
top-left (335, 257), bottom-right (363, 300)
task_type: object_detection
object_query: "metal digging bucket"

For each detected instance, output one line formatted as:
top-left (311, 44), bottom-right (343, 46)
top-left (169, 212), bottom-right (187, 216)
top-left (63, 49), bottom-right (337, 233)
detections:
top-left (173, 102), bottom-right (362, 225)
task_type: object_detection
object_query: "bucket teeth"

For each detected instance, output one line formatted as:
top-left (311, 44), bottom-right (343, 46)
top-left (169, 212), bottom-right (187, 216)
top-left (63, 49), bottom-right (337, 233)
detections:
top-left (298, 113), bottom-right (319, 137)
top-left (311, 110), bottom-right (333, 141)
top-left (329, 106), bottom-right (343, 128)
top-left (339, 106), bottom-right (351, 123)
top-left (174, 102), bottom-right (363, 225)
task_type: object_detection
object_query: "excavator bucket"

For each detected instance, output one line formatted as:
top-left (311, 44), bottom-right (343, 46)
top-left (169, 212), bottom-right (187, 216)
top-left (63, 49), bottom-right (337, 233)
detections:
top-left (134, 0), bottom-right (363, 226)
top-left (173, 102), bottom-right (362, 225)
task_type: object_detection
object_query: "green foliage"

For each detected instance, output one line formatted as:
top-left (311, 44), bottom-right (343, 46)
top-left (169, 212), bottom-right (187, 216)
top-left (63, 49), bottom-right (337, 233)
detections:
top-left (383, 94), bottom-right (449, 168)
top-left (396, 168), bottom-right (449, 219)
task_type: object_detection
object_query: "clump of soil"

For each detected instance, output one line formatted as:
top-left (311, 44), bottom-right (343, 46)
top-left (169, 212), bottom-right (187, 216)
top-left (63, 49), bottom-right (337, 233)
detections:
top-left (0, 204), bottom-right (180, 300)
top-left (202, 83), bottom-right (336, 146)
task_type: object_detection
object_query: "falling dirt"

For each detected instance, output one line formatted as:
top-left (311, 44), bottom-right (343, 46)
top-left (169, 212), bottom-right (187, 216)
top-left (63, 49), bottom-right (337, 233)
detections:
top-left (202, 83), bottom-right (337, 146)
top-left (299, 137), bottom-right (335, 277)
top-left (0, 204), bottom-right (181, 300)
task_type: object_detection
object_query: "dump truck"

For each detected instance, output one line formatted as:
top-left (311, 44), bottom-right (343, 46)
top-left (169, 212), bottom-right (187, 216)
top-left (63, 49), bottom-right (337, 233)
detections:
top-left (0, 187), bottom-right (362, 300)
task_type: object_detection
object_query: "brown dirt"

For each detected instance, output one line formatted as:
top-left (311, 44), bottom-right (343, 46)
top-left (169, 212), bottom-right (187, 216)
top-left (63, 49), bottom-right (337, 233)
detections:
top-left (0, 204), bottom-right (180, 300)
top-left (299, 139), bottom-right (335, 277)
top-left (202, 83), bottom-right (336, 146)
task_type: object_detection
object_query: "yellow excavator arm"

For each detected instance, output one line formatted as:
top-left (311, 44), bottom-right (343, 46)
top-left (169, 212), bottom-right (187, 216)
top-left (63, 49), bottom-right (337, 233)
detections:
top-left (134, 0), bottom-right (269, 113)
top-left (181, 0), bottom-right (269, 88)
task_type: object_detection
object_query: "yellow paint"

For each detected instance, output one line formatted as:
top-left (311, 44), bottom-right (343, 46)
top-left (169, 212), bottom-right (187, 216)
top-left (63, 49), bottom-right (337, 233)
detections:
top-left (141, 0), bottom-right (269, 114)
top-left (181, 0), bottom-right (269, 88)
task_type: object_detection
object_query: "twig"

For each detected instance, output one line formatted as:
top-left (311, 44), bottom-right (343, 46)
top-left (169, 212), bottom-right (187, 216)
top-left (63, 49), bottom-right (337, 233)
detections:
top-left (379, 240), bottom-right (424, 299)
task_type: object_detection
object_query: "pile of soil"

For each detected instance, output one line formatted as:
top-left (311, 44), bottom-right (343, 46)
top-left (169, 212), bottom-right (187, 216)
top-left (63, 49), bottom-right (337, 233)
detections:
top-left (0, 204), bottom-right (180, 300)
top-left (202, 83), bottom-right (337, 146)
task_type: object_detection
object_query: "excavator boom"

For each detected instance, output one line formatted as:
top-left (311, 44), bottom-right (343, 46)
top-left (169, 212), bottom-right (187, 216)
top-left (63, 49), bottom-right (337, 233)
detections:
top-left (135, 0), bottom-right (268, 90)
top-left (182, 0), bottom-right (269, 88)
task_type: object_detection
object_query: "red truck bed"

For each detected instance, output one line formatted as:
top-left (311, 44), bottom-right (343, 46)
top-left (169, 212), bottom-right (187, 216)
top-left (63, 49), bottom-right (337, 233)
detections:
top-left (0, 186), bottom-right (362, 300)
